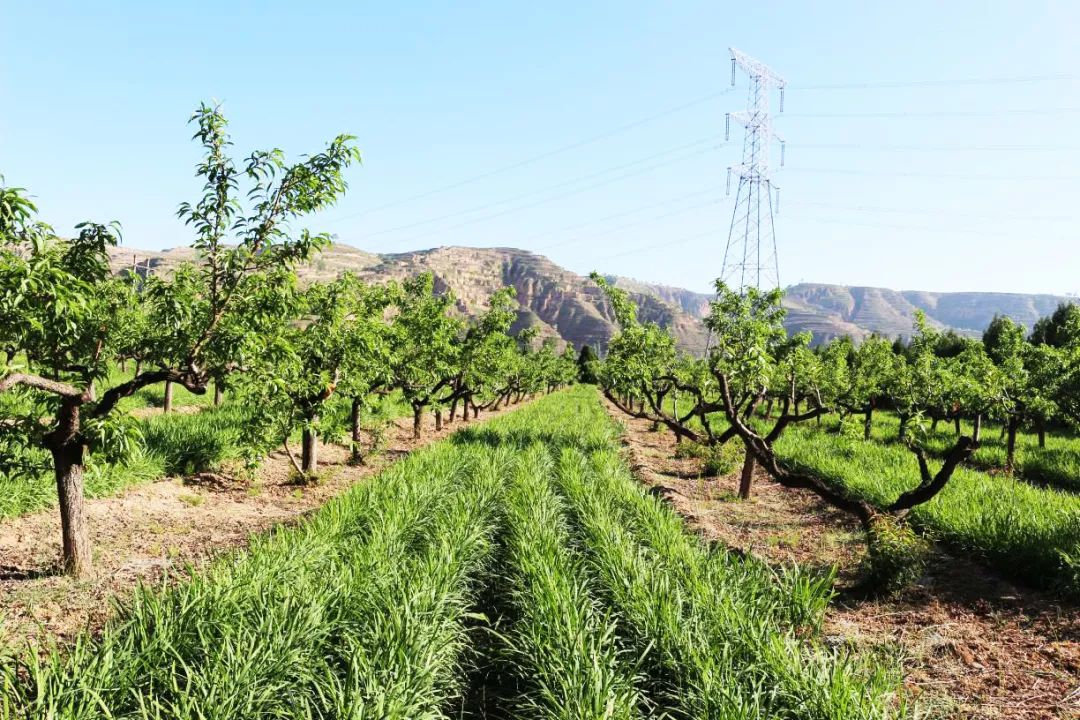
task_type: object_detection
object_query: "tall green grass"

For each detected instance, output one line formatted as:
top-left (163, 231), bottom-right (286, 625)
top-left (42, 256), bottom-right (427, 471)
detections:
top-left (1, 387), bottom-right (917, 717)
top-left (555, 445), bottom-right (903, 719)
top-left (848, 409), bottom-right (1080, 493)
top-left (499, 443), bottom-right (644, 719)
top-left (1, 424), bottom-right (502, 718)
top-left (669, 396), bottom-right (1080, 596)
top-left (777, 424), bottom-right (1080, 596)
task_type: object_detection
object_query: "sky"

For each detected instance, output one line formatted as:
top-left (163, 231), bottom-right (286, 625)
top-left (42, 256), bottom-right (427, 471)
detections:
top-left (2, 1), bottom-right (1079, 295)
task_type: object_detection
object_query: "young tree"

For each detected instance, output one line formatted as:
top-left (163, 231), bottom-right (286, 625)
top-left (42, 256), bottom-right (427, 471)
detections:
top-left (577, 344), bottom-right (600, 384)
top-left (0, 104), bottom-right (361, 575)
top-left (388, 273), bottom-right (462, 438)
top-left (830, 336), bottom-right (899, 439)
top-left (445, 287), bottom-right (517, 423)
top-left (238, 274), bottom-right (392, 479)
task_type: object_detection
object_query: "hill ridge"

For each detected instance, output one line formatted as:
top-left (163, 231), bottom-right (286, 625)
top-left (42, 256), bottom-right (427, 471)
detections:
top-left (109, 243), bottom-right (1073, 351)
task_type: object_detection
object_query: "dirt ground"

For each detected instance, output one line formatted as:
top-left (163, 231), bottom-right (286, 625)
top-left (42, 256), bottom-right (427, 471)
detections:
top-left (603, 398), bottom-right (1080, 720)
top-left (0, 401), bottom-right (527, 650)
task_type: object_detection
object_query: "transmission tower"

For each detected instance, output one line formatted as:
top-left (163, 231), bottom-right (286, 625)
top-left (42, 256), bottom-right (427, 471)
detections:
top-left (721, 48), bottom-right (786, 292)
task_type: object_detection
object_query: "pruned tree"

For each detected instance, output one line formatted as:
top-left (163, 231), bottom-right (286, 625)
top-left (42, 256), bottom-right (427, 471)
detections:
top-left (0, 103), bottom-right (360, 575)
top-left (388, 273), bottom-right (462, 438)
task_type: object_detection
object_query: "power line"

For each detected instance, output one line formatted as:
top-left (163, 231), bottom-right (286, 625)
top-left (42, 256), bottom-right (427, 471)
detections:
top-left (322, 88), bottom-right (736, 224)
top-left (792, 142), bottom-right (1073, 153)
top-left (781, 107), bottom-right (1080, 119)
top-left (377, 141), bottom-right (725, 249)
top-left (518, 185), bottom-right (722, 244)
top-left (790, 73), bottom-right (1080, 90)
top-left (785, 167), bottom-right (1080, 181)
top-left (352, 135), bottom-right (718, 240)
top-left (784, 200), bottom-right (1071, 222)
top-left (788, 215), bottom-right (1072, 240)
top-left (536, 197), bottom-right (722, 252)
top-left (594, 228), bottom-right (717, 261)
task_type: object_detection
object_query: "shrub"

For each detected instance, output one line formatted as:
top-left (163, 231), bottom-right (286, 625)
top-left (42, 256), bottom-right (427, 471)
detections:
top-left (861, 515), bottom-right (932, 595)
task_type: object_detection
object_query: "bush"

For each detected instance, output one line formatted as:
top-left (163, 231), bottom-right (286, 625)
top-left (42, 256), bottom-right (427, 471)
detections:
top-left (140, 407), bottom-right (246, 476)
top-left (861, 515), bottom-right (932, 595)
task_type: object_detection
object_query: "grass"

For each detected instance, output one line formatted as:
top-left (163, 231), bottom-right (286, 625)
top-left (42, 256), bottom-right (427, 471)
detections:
top-left (498, 443), bottom-right (643, 718)
top-left (0, 386), bottom-right (914, 718)
top-left (0, 388), bottom-right (416, 521)
top-left (666, 396), bottom-right (1080, 596)
top-left (853, 409), bottom-right (1080, 494)
top-left (554, 440), bottom-right (902, 719)
top-left (776, 422), bottom-right (1080, 596)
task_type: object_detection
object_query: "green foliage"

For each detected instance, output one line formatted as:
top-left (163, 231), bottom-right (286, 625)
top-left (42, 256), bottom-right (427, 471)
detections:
top-left (861, 515), bottom-right (932, 596)
top-left (139, 405), bottom-right (248, 476)
top-left (0, 388), bottom-right (910, 718)
top-left (576, 344), bottom-right (599, 384)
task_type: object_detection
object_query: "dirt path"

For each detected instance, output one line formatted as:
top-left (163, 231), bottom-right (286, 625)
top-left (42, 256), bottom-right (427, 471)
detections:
top-left (602, 397), bottom-right (1080, 720)
top-left (0, 401), bottom-right (530, 650)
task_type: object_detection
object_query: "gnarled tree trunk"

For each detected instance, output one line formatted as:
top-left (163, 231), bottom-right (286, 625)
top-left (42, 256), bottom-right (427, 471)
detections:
top-left (435, 409), bottom-right (443, 431)
top-left (412, 404), bottom-right (423, 439)
top-left (301, 421), bottom-right (318, 475)
top-left (1005, 415), bottom-right (1019, 473)
top-left (738, 446), bottom-right (755, 500)
top-left (47, 398), bottom-right (91, 577)
top-left (214, 379), bottom-right (223, 406)
top-left (163, 380), bottom-right (174, 413)
top-left (350, 397), bottom-right (363, 464)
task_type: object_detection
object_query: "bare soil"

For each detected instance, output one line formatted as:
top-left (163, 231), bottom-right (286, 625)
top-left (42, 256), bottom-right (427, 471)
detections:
top-left (603, 397), bottom-right (1080, 720)
top-left (0, 401), bottom-right (528, 650)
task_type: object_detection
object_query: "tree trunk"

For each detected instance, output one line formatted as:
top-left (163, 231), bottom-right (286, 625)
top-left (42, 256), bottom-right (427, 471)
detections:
top-left (350, 397), bottom-right (363, 464)
top-left (163, 380), bottom-right (174, 413)
top-left (954, 416), bottom-right (961, 436)
top-left (214, 379), bottom-right (223, 406)
top-left (898, 414), bottom-right (909, 441)
top-left (134, 359), bottom-right (142, 377)
top-left (301, 424), bottom-right (318, 475)
top-left (449, 397), bottom-right (458, 422)
top-left (471, 398), bottom-right (481, 418)
top-left (413, 405), bottom-right (423, 439)
top-left (738, 447), bottom-right (755, 500)
top-left (435, 409), bottom-right (443, 432)
top-left (51, 437), bottom-right (91, 577)
top-left (972, 414), bottom-right (982, 443)
top-left (463, 399), bottom-right (471, 421)
top-left (793, 399), bottom-right (800, 415)
top-left (119, 358), bottom-right (126, 373)
top-left (764, 397), bottom-right (774, 419)
top-left (1006, 415), bottom-right (1019, 473)
top-left (930, 417), bottom-right (939, 432)
top-left (864, 408), bottom-right (873, 440)
top-left (1038, 423), bottom-right (1046, 448)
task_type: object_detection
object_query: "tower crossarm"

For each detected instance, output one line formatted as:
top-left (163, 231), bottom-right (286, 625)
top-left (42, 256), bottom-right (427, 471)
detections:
top-left (729, 47), bottom-right (786, 89)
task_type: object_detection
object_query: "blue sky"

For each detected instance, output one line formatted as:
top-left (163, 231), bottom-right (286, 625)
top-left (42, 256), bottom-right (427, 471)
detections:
top-left (3, 1), bottom-right (1078, 295)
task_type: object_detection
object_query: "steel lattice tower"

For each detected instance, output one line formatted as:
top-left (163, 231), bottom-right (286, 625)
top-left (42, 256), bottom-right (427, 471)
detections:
top-left (721, 48), bottom-right (786, 292)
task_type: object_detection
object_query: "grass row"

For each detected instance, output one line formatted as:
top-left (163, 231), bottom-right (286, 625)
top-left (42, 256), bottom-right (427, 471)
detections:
top-left (1, 418), bottom-right (503, 717)
top-left (0, 390), bottom-right (412, 521)
top-left (1, 387), bottom-right (913, 717)
top-left (668, 395), bottom-right (1080, 595)
top-left (843, 408), bottom-right (1080, 493)
top-left (498, 443), bottom-right (643, 718)
top-left (775, 423), bottom-right (1080, 595)
top-left (554, 443), bottom-right (902, 718)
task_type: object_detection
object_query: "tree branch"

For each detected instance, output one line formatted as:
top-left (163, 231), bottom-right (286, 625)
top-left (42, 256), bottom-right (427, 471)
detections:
top-left (889, 437), bottom-right (977, 513)
top-left (93, 368), bottom-right (207, 419)
top-left (0, 373), bottom-right (83, 398)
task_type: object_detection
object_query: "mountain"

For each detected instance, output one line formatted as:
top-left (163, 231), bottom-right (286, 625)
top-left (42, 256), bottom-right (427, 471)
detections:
top-left (609, 277), bottom-right (1073, 343)
top-left (110, 244), bottom-right (1073, 352)
top-left (109, 244), bottom-right (710, 354)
